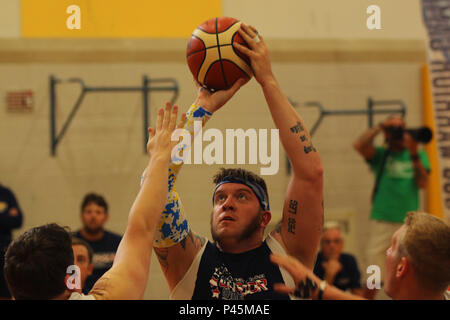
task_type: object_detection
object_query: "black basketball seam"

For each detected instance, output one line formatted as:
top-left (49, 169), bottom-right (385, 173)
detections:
top-left (187, 44), bottom-right (240, 58)
top-left (197, 18), bottom-right (240, 34)
top-left (186, 34), bottom-right (206, 58)
top-left (203, 59), bottom-right (216, 91)
top-left (215, 17), bottom-right (229, 89)
top-left (221, 58), bottom-right (252, 78)
top-left (231, 32), bottom-right (254, 75)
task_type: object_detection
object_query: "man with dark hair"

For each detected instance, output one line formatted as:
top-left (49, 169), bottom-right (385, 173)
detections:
top-left (4, 104), bottom-right (185, 299)
top-left (0, 184), bottom-right (23, 299)
top-left (74, 192), bottom-right (121, 293)
top-left (151, 24), bottom-right (323, 300)
top-left (72, 237), bottom-right (94, 293)
top-left (4, 224), bottom-right (72, 300)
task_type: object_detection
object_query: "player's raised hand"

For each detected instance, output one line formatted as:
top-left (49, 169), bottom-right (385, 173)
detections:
top-left (194, 77), bottom-right (248, 114)
top-left (147, 102), bottom-right (186, 160)
top-left (233, 24), bottom-right (275, 88)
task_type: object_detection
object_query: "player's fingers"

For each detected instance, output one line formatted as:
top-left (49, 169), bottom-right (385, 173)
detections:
top-left (273, 283), bottom-right (295, 295)
top-left (162, 102), bottom-right (172, 129)
top-left (270, 253), bottom-right (303, 279)
top-left (241, 23), bottom-right (257, 40)
top-left (168, 105), bottom-right (178, 131)
top-left (237, 27), bottom-right (257, 49)
top-left (156, 108), bottom-right (164, 131)
top-left (233, 41), bottom-right (255, 58)
top-left (177, 113), bottom-right (187, 129)
top-left (148, 127), bottom-right (155, 139)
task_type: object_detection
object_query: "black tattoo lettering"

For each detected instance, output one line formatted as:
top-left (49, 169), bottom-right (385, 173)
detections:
top-left (300, 135), bottom-right (307, 142)
top-left (288, 217), bottom-right (296, 234)
top-left (288, 199), bottom-right (298, 215)
top-left (304, 143), bottom-right (317, 154)
top-left (290, 121), bottom-right (304, 134)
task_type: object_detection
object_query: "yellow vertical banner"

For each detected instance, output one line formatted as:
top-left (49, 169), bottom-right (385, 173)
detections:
top-left (422, 65), bottom-right (444, 219)
top-left (21, 0), bottom-right (222, 38)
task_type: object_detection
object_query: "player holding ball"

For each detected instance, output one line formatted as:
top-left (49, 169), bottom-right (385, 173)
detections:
top-left (147, 19), bottom-right (324, 300)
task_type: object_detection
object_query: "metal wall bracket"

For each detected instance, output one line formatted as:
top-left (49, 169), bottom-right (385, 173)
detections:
top-left (49, 75), bottom-right (179, 156)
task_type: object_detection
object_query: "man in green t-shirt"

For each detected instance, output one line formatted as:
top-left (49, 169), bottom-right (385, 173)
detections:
top-left (353, 116), bottom-right (430, 299)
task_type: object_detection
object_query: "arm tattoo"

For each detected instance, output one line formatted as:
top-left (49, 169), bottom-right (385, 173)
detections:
top-left (288, 200), bottom-right (298, 215)
top-left (154, 248), bottom-right (169, 273)
top-left (289, 121), bottom-right (317, 154)
top-left (290, 121), bottom-right (304, 134)
top-left (288, 217), bottom-right (296, 234)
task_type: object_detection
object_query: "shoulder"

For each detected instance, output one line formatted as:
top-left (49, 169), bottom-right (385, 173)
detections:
top-left (104, 230), bottom-right (122, 241)
top-left (68, 292), bottom-right (96, 300)
top-left (340, 253), bottom-right (358, 266)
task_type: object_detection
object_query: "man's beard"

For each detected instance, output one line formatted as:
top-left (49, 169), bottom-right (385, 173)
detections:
top-left (211, 208), bottom-right (263, 244)
top-left (84, 225), bottom-right (103, 235)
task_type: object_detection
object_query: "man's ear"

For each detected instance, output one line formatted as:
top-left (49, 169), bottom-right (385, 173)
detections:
top-left (261, 211), bottom-right (272, 228)
top-left (396, 256), bottom-right (408, 278)
top-left (87, 263), bottom-right (94, 277)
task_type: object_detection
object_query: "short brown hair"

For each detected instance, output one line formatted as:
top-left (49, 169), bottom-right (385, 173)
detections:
top-left (213, 168), bottom-right (269, 202)
top-left (81, 193), bottom-right (108, 213)
top-left (4, 224), bottom-right (74, 299)
top-left (399, 212), bottom-right (450, 292)
top-left (71, 237), bottom-right (94, 264)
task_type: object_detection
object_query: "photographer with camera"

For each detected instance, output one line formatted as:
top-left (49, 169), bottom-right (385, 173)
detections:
top-left (353, 115), bottom-right (431, 299)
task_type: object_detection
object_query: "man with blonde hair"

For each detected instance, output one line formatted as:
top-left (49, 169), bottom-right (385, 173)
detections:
top-left (271, 212), bottom-right (450, 300)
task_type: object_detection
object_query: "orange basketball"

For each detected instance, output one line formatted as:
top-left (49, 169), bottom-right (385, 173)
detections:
top-left (186, 17), bottom-right (253, 91)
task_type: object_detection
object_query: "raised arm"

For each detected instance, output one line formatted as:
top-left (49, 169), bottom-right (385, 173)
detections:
top-left (153, 80), bottom-right (248, 291)
top-left (270, 253), bottom-right (365, 300)
top-left (234, 24), bottom-right (323, 268)
top-left (353, 125), bottom-right (382, 161)
top-left (89, 103), bottom-right (184, 300)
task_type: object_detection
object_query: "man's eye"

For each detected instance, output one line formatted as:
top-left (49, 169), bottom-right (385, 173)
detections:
top-left (238, 193), bottom-right (247, 200)
top-left (217, 195), bottom-right (226, 201)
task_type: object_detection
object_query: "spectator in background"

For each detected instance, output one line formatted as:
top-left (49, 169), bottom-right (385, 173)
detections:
top-left (4, 102), bottom-right (185, 300)
top-left (313, 222), bottom-right (363, 296)
top-left (73, 193), bottom-right (121, 293)
top-left (353, 116), bottom-right (430, 299)
top-left (272, 211), bottom-right (450, 300)
top-left (0, 184), bottom-right (23, 299)
top-left (72, 237), bottom-right (94, 293)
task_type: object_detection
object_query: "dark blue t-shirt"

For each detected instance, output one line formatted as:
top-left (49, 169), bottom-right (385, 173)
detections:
top-left (74, 230), bottom-right (122, 294)
top-left (192, 241), bottom-right (290, 300)
top-left (313, 252), bottom-right (361, 292)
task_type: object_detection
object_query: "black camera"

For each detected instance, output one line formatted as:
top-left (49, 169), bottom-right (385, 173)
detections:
top-left (385, 126), bottom-right (433, 143)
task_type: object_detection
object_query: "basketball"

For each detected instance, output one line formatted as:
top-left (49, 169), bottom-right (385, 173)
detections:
top-left (186, 17), bottom-right (253, 91)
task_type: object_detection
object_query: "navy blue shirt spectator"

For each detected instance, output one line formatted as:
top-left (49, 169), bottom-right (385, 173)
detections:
top-left (0, 184), bottom-right (23, 298)
top-left (313, 222), bottom-right (363, 295)
top-left (314, 252), bottom-right (361, 292)
top-left (74, 230), bottom-right (121, 294)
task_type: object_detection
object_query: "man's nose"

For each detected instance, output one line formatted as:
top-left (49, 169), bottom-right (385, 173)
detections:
top-left (222, 196), bottom-right (235, 211)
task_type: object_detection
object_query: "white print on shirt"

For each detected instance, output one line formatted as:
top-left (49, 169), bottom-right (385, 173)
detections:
top-left (385, 158), bottom-right (414, 179)
top-left (209, 265), bottom-right (268, 300)
top-left (92, 252), bottom-right (116, 269)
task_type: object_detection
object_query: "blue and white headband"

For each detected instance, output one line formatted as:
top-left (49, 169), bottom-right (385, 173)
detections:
top-left (212, 178), bottom-right (270, 211)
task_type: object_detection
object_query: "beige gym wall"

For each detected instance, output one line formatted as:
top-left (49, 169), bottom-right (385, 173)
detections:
top-left (0, 0), bottom-right (428, 299)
